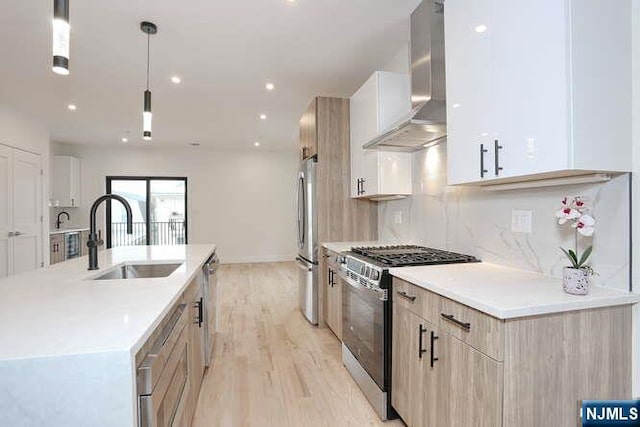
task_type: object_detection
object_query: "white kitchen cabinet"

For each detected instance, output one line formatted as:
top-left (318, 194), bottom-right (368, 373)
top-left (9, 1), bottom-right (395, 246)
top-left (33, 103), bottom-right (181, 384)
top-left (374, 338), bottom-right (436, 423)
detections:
top-left (445, 0), bottom-right (632, 186)
top-left (0, 144), bottom-right (42, 278)
top-left (51, 155), bottom-right (81, 207)
top-left (350, 71), bottom-right (412, 199)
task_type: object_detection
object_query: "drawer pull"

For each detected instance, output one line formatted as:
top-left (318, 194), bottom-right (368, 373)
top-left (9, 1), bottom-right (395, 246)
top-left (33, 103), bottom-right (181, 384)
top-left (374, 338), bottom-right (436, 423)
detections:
top-left (397, 291), bottom-right (417, 302)
top-left (418, 325), bottom-right (427, 359)
top-left (430, 331), bottom-right (439, 367)
top-left (441, 313), bottom-right (471, 331)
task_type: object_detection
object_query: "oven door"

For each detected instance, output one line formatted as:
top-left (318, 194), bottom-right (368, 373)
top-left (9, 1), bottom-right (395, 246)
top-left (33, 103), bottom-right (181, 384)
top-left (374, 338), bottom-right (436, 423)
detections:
top-left (341, 272), bottom-right (387, 389)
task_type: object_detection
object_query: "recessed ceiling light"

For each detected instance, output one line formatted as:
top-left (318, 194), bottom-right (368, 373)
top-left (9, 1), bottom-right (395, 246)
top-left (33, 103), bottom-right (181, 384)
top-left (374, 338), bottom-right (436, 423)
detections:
top-left (171, 76), bottom-right (181, 84)
top-left (189, 142), bottom-right (200, 147)
top-left (265, 82), bottom-right (275, 91)
top-left (121, 137), bottom-right (128, 143)
top-left (67, 104), bottom-right (77, 111)
top-left (260, 114), bottom-right (267, 120)
top-left (475, 24), bottom-right (488, 33)
top-left (254, 141), bottom-right (261, 147)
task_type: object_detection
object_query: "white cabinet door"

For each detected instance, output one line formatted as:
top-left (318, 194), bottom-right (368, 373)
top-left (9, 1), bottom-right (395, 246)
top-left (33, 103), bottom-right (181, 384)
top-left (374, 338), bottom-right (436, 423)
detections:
top-left (350, 71), bottom-right (412, 198)
top-left (12, 150), bottom-right (41, 274)
top-left (445, 0), bottom-right (494, 185)
top-left (350, 75), bottom-right (378, 198)
top-left (0, 145), bottom-right (11, 278)
top-left (491, 0), bottom-right (569, 178)
top-left (51, 156), bottom-right (81, 207)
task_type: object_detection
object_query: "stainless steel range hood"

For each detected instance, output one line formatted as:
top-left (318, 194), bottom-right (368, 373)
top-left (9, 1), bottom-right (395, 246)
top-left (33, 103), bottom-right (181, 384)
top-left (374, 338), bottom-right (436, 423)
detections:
top-left (363, 0), bottom-right (446, 151)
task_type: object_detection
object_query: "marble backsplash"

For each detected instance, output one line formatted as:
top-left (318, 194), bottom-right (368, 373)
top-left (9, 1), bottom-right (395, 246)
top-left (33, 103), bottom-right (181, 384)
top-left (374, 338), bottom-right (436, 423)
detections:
top-left (378, 143), bottom-right (631, 292)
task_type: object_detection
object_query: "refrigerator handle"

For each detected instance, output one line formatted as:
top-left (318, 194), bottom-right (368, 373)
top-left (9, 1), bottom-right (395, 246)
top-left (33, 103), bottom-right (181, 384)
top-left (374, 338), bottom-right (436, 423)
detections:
top-left (299, 175), bottom-right (306, 247)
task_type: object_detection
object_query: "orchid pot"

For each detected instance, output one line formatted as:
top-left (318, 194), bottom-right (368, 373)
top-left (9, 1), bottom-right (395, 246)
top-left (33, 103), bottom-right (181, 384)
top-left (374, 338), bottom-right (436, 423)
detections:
top-left (562, 266), bottom-right (592, 295)
top-left (555, 196), bottom-right (596, 296)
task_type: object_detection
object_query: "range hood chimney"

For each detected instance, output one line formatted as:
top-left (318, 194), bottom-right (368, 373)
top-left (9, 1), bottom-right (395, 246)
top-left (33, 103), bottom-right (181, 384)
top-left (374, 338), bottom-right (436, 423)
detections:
top-left (364, 0), bottom-right (447, 151)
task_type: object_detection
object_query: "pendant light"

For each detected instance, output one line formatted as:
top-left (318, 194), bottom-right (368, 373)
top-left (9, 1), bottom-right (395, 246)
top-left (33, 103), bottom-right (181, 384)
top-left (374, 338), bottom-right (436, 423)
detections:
top-left (52, 0), bottom-right (70, 75)
top-left (141, 21), bottom-right (157, 141)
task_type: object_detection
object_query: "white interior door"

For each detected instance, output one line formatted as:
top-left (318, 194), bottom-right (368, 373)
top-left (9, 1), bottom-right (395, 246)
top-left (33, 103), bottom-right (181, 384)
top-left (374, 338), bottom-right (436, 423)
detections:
top-left (0, 145), bottom-right (12, 278)
top-left (11, 150), bottom-right (41, 274)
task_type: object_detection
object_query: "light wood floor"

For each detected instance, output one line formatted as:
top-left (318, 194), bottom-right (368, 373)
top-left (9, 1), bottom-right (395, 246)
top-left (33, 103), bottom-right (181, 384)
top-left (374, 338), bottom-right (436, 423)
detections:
top-left (192, 262), bottom-right (405, 427)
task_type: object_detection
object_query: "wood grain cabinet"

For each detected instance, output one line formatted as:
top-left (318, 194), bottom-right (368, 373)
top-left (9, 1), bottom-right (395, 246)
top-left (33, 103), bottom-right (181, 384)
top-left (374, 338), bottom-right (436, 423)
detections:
top-left (300, 96), bottom-right (377, 328)
top-left (49, 234), bottom-right (65, 265)
top-left (445, 0), bottom-right (632, 186)
top-left (79, 230), bottom-right (89, 257)
top-left (299, 99), bottom-right (318, 160)
top-left (391, 278), bottom-right (632, 427)
top-left (322, 248), bottom-right (342, 340)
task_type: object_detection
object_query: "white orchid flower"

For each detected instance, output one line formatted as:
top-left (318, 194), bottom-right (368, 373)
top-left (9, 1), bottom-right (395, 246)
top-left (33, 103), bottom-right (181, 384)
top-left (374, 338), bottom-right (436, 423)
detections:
top-left (572, 214), bottom-right (595, 236)
top-left (555, 207), bottom-right (581, 225)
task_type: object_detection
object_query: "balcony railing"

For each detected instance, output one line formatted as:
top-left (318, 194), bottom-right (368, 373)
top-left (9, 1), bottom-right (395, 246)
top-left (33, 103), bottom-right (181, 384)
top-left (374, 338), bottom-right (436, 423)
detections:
top-left (111, 221), bottom-right (186, 247)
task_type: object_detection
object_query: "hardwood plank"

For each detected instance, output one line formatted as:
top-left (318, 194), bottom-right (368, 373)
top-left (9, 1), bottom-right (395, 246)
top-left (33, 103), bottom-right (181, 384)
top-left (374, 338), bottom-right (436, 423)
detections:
top-left (192, 262), bottom-right (404, 427)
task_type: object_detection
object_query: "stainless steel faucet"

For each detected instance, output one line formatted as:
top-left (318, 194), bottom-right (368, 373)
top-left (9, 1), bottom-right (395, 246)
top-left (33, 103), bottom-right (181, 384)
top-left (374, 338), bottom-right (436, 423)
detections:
top-left (87, 194), bottom-right (133, 270)
top-left (55, 211), bottom-right (70, 229)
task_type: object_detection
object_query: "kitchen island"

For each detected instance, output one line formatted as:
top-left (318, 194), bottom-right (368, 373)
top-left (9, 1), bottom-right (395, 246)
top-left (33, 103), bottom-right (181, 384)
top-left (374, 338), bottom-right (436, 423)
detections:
top-left (0, 244), bottom-right (216, 427)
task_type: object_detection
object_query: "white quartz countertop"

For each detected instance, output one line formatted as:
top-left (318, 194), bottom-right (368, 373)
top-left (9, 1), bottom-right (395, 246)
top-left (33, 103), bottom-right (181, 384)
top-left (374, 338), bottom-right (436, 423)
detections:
top-left (322, 241), bottom-right (401, 254)
top-left (390, 263), bottom-right (640, 319)
top-left (0, 244), bottom-right (216, 361)
top-left (49, 227), bottom-right (89, 235)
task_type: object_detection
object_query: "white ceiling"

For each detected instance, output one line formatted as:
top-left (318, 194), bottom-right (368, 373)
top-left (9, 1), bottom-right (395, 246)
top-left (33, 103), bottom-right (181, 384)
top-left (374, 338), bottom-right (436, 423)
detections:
top-left (0, 0), bottom-right (420, 150)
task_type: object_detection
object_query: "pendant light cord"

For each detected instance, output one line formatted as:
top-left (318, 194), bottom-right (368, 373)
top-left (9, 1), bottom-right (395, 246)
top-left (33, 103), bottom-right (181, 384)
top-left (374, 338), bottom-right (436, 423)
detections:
top-left (146, 33), bottom-right (150, 90)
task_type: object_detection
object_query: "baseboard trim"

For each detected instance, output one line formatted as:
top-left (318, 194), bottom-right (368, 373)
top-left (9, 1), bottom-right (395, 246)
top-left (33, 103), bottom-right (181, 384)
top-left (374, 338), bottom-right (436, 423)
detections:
top-left (220, 254), bottom-right (297, 264)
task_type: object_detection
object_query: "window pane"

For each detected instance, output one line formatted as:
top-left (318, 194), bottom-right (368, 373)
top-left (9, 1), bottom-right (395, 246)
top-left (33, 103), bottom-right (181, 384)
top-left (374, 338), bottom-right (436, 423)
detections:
top-left (149, 180), bottom-right (186, 245)
top-left (110, 180), bottom-right (147, 247)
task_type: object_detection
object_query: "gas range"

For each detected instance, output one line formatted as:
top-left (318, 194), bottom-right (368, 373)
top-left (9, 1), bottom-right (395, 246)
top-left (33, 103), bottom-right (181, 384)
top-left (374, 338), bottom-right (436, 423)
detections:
top-left (338, 245), bottom-right (479, 421)
top-left (351, 245), bottom-right (479, 267)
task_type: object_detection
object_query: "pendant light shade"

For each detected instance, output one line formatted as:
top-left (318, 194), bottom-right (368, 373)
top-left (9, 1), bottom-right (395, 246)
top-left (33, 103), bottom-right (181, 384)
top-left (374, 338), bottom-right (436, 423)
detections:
top-left (52, 0), bottom-right (70, 75)
top-left (143, 90), bottom-right (152, 140)
top-left (141, 21), bottom-right (157, 141)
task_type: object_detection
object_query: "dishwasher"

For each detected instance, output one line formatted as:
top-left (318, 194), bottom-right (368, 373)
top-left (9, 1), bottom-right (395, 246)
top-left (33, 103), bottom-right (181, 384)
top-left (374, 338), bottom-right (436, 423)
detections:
top-left (137, 304), bottom-right (189, 427)
top-left (202, 251), bottom-right (219, 366)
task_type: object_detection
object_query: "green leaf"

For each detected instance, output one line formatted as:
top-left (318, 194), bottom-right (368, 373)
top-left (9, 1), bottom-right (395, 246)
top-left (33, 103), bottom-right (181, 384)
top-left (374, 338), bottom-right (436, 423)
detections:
top-left (578, 246), bottom-right (593, 268)
top-left (568, 249), bottom-right (579, 265)
top-left (560, 247), bottom-right (579, 268)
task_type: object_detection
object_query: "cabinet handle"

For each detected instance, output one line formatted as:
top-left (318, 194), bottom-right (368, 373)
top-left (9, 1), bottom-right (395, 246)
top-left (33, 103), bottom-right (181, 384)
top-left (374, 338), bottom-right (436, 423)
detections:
top-left (418, 324), bottom-right (427, 359)
top-left (480, 144), bottom-right (488, 178)
top-left (331, 269), bottom-right (336, 287)
top-left (71, 198), bottom-right (75, 206)
top-left (396, 290), bottom-right (417, 302)
top-left (430, 331), bottom-right (439, 367)
top-left (360, 178), bottom-right (365, 195)
top-left (195, 297), bottom-right (203, 327)
top-left (8, 231), bottom-right (14, 237)
top-left (441, 313), bottom-right (471, 331)
top-left (356, 178), bottom-right (361, 195)
top-left (494, 140), bottom-right (503, 176)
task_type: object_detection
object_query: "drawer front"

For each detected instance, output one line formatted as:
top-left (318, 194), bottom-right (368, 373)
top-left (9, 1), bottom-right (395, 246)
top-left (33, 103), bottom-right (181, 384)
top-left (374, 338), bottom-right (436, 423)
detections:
top-left (392, 278), bottom-right (440, 325)
top-left (438, 297), bottom-right (504, 361)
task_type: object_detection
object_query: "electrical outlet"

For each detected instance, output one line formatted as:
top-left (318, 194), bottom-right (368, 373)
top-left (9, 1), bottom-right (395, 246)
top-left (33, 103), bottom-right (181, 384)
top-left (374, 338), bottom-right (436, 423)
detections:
top-left (394, 211), bottom-right (403, 225)
top-left (511, 209), bottom-right (533, 233)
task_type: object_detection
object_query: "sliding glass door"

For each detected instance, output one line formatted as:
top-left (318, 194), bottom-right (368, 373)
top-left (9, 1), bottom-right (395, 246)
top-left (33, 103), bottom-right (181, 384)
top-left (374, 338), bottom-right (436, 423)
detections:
top-left (106, 177), bottom-right (187, 248)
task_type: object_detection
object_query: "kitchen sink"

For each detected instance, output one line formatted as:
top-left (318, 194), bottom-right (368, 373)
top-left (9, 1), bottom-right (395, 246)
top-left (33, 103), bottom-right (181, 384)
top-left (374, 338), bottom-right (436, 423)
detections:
top-left (91, 262), bottom-right (183, 280)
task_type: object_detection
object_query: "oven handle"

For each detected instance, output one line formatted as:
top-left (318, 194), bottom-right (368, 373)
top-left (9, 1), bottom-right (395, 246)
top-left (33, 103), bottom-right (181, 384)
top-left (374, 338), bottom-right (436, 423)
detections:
top-left (337, 269), bottom-right (388, 301)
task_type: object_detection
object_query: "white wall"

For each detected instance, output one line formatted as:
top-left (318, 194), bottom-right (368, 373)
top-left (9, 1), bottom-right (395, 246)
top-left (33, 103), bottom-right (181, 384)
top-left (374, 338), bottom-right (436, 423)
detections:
top-left (51, 143), bottom-right (298, 264)
top-left (0, 102), bottom-right (50, 265)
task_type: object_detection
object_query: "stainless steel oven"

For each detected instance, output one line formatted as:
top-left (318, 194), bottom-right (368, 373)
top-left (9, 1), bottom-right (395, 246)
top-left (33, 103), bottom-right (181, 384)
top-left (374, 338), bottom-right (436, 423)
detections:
top-left (338, 254), bottom-right (393, 420)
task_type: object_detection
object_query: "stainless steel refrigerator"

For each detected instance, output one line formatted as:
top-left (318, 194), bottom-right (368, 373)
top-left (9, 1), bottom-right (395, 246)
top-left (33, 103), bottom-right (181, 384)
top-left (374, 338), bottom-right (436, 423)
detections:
top-left (295, 157), bottom-right (318, 324)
